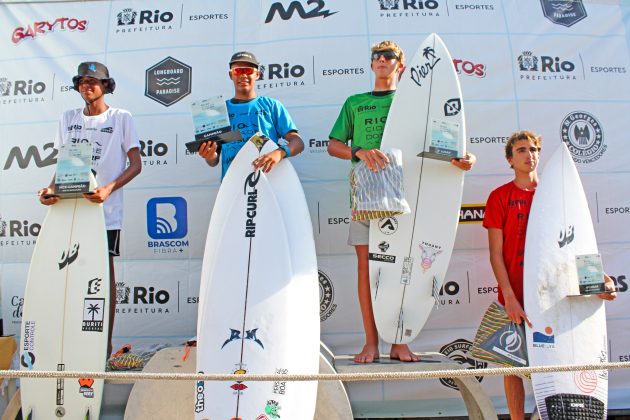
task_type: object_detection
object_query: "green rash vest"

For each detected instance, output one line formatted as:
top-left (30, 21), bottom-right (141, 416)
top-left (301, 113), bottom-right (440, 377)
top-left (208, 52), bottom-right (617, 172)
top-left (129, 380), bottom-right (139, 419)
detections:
top-left (329, 91), bottom-right (394, 151)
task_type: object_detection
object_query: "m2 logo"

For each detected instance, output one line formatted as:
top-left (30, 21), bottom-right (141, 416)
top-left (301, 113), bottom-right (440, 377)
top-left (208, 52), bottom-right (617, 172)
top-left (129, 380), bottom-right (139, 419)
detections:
top-left (3, 142), bottom-right (57, 170)
top-left (265, 0), bottom-right (338, 23)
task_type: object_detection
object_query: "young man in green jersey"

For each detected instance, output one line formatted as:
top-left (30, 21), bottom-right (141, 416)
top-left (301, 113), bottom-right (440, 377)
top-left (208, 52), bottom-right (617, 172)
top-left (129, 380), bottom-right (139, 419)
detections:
top-left (327, 41), bottom-right (476, 363)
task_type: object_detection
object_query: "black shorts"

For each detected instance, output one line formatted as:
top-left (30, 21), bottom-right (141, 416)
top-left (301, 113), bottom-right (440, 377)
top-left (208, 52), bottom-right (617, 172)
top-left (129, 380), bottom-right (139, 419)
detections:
top-left (107, 230), bottom-right (121, 257)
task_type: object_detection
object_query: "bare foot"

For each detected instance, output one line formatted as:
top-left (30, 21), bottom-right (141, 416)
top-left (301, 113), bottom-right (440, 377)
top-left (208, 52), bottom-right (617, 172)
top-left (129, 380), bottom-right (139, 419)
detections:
top-left (354, 344), bottom-right (380, 363)
top-left (389, 344), bottom-right (420, 362)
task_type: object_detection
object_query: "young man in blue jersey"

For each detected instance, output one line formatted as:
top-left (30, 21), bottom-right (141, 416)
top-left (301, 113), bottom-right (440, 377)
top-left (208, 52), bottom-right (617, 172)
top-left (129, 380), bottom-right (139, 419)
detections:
top-left (198, 51), bottom-right (304, 177)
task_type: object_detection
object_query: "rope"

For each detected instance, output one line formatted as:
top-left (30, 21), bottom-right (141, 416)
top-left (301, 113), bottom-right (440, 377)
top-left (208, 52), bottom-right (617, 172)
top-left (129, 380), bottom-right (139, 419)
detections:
top-left (2, 361), bottom-right (629, 382)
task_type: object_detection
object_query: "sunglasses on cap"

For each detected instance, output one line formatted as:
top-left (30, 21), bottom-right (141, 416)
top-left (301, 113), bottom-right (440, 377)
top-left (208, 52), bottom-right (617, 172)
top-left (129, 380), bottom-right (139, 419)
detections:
top-left (371, 50), bottom-right (399, 61)
top-left (231, 67), bottom-right (257, 76)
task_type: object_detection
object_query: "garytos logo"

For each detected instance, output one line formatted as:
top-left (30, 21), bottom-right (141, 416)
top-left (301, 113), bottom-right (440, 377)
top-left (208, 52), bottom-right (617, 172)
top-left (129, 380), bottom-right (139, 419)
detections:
top-left (377, 0), bottom-right (442, 18)
top-left (0, 216), bottom-right (40, 247)
top-left (265, 0), bottom-right (338, 23)
top-left (452, 59), bottom-right (486, 78)
top-left (561, 111), bottom-right (606, 164)
top-left (540, 0), bottom-right (587, 28)
top-left (115, 282), bottom-right (174, 315)
top-left (257, 60), bottom-right (311, 90)
top-left (115, 8), bottom-right (175, 33)
top-left (0, 77), bottom-right (48, 105)
top-left (11, 17), bottom-right (88, 44)
top-left (517, 51), bottom-right (579, 81)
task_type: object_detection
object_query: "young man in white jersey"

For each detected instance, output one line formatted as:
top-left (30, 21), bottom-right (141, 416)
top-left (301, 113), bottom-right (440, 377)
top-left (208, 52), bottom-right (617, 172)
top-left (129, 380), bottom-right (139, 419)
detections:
top-left (38, 62), bottom-right (142, 357)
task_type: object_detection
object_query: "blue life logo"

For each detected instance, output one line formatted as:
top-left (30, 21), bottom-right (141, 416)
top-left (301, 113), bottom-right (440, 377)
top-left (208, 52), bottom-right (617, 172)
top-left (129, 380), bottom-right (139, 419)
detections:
top-left (146, 197), bottom-right (188, 239)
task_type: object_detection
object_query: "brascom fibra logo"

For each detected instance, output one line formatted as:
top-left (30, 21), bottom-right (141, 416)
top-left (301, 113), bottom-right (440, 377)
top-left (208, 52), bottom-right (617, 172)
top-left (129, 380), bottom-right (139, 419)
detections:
top-left (146, 196), bottom-right (189, 254)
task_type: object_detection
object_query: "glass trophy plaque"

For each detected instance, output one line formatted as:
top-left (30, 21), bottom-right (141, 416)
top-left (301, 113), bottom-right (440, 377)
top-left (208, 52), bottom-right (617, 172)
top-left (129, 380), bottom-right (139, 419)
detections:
top-left (54, 143), bottom-right (92, 197)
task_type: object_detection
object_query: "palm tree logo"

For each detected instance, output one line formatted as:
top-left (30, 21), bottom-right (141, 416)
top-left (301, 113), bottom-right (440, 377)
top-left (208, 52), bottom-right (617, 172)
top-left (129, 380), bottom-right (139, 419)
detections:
top-left (82, 298), bottom-right (105, 332)
top-left (87, 302), bottom-right (101, 320)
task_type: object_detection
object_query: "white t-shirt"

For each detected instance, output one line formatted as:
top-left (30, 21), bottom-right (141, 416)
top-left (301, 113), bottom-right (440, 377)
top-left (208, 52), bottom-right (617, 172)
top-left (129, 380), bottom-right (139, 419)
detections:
top-left (55, 107), bottom-right (140, 229)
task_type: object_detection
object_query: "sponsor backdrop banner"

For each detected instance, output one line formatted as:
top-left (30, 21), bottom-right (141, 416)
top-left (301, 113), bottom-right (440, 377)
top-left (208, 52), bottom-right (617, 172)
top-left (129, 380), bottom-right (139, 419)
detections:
top-left (1, 0), bottom-right (629, 416)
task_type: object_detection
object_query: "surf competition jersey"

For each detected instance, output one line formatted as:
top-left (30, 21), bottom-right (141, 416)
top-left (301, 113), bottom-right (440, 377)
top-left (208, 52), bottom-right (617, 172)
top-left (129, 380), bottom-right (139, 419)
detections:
top-left (55, 107), bottom-right (141, 230)
top-left (329, 91), bottom-right (395, 207)
top-left (482, 181), bottom-right (535, 306)
top-left (220, 96), bottom-right (298, 179)
top-left (329, 90), bottom-right (395, 152)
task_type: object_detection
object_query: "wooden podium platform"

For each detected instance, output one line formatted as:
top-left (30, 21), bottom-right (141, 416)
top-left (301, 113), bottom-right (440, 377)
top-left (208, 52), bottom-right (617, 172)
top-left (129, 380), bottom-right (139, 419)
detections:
top-left (121, 345), bottom-right (353, 419)
top-left (333, 352), bottom-right (498, 420)
top-left (113, 346), bottom-right (496, 419)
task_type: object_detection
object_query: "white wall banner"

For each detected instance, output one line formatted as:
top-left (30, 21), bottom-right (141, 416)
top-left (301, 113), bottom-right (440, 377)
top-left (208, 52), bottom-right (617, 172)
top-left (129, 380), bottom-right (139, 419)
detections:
top-left (1, 0), bottom-right (629, 417)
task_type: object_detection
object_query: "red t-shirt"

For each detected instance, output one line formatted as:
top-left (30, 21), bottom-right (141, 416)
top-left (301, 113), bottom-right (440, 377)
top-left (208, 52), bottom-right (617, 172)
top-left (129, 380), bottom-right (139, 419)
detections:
top-left (483, 181), bottom-right (535, 306)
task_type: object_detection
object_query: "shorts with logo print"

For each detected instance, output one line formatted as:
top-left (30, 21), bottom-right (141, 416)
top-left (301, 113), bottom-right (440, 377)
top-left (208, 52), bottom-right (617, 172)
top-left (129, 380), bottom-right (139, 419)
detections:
top-left (348, 219), bottom-right (369, 246)
top-left (107, 230), bottom-right (121, 257)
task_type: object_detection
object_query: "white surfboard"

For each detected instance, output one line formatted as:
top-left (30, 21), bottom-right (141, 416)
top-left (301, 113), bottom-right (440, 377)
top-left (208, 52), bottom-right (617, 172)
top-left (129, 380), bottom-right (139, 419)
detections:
top-left (524, 143), bottom-right (608, 420)
top-left (196, 136), bottom-right (319, 419)
top-left (20, 176), bottom-right (109, 420)
top-left (369, 33), bottom-right (466, 344)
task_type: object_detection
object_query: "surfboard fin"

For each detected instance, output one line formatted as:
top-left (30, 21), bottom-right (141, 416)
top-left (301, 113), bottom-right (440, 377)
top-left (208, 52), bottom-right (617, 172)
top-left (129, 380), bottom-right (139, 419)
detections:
top-left (84, 408), bottom-right (90, 420)
top-left (432, 276), bottom-right (441, 308)
top-left (395, 308), bottom-right (404, 343)
top-left (373, 268), bottom-right (381, 300)
top-left (26, 409), bottom-right (33, 420)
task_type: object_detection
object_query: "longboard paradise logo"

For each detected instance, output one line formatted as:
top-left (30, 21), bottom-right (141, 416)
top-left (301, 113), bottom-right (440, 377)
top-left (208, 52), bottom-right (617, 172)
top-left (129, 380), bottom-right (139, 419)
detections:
top-left (12, 17), bottom-right (88, 44)
top-left (145, 57), bottom-right (192, 107)
top-left (540, 0), bottom-right (587, 27)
